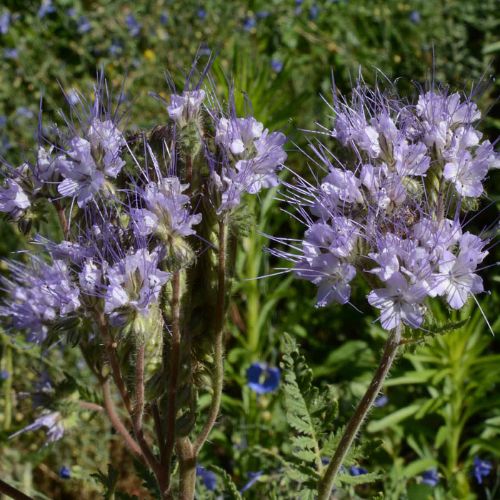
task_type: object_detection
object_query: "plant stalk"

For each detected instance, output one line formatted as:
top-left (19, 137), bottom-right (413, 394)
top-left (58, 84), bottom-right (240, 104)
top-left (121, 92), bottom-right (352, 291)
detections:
top-left (0, 479), bottom-right (33, 500)
top-left (317, 325), bottom-right (402, 499)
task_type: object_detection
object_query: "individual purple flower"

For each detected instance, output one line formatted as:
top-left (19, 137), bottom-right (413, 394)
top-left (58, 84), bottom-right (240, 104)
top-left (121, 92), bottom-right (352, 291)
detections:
top-left (421, 468), bottom-right (439, 487)
top-left (159, 12), bottom-right (168, 25)
top-left (271, 59), bottom-right (283, 73)
top-left (0, 10), bottom-right (10, 34)
top-left (409, 11), bottom-right (421, 24)
top-left (373, 393), bottom-right (388, 408)
top-left (242, 16), bottom-right (256, 31)
top-left (196, 466), bottom-right (216, 491)
top-left (3, 48), bottom-right (18, 60)
top-left (59, 466), bottom-right (71, 479)
top-left (167, 90), bottom-right (205, 127)
top-left (473, 456), bottom-right (492, 485)
top-left (10, 411), bottom-right (64, 444)
top-left (38, 0), bottom-right (56, 19)
top-left (0, 370), bottom-right (9, 380)
top-left (246, 362), bottom-right (281, 394)
top-left (104, 248), bottom-right (170, 315)
top-left (56, 118), bottom-right (126, 207)
top-left (368, 272), bottom-right (427, 330)
top-left (0, 178), bottom-right (30, 217)
top-left (309, 4), bottom-right (320, 20)
top-left (197, 8), bottom-right (207, 20)
top-left (349, 466), bottom-right (368, 476)
top-left (240, 471), bottom-right (263, 492)
top-left (77, 16), bottom-right (92, 34)
top-left (130, 177), bottom-right (201, 239)
top-left (296, 253), bottom-right (356, 307)
top-left (125, 14), bottom-right (141, 37)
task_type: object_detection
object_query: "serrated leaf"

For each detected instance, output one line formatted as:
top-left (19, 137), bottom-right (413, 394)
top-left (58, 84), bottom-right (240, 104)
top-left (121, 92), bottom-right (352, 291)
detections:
top-left (208, 465), bottom-right (242, 499)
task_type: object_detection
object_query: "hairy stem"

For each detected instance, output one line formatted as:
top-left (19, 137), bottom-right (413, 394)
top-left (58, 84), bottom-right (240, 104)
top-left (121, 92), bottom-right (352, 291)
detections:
top-left (193, 220), bottom-right (226, 453)
top-left (3, 343), bottom-right (13, 430)
top-left (134, 343), bottom-right (146, 431)
top-left (317, 326), bottom-right (402, 500)
top-left (100, 379), bottom-right (142, 458)
top-left (177, 438), bottom-right (197, 500)
top-left (161, 271), bottom-right (182, 492)
top-left (0, 479), bottom-right (33, 500)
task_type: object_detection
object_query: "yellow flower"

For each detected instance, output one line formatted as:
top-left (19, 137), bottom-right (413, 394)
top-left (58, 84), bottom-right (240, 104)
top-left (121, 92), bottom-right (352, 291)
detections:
top-left (144, 49), bottom-right (156, 62)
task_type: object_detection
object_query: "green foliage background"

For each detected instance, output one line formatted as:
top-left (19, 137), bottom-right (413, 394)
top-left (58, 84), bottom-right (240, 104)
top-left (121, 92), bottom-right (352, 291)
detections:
top-left (0, 0), bottom-right (499, 498)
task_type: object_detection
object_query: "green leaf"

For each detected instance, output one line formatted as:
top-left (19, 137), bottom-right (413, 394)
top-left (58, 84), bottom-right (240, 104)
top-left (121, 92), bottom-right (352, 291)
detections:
top-left (208, 465), bottom-right (242, 499)
top-left (367, 404), bottom-right (421, 432)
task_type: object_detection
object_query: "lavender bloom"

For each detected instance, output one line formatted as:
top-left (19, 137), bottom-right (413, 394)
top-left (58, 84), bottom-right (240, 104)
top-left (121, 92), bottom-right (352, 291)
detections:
top-left (271, 59), bottom-right (283, 72)
top-left (125, 14), bottom-right (141, 37)
top-left (196, 466), bottom-right (216, 491)
top-left (0, 179), bottom-right (30, 216)
top-left (3, 48), bottom-right (18, 60)
top-left (214, 117), bottom-right (286, 211)
top-left (421, 468), bottom-right (439, 487)
top-left (130, 177), bottom-right (201, 239)
top-left (57, 118), bottom-right (126, 207)
top-left (197, 8), bottom-right (207, 20)
top-left (104, 248), bottom-right (170, 315)
top-left (274, 80), bottom-right (496, 331)
top-left (409, 11), bottom-right (421, 24)
top-left (246, 362), bottom-right (281, 394)
top-left (0, 10), bottom-right (10, 34)
top-left (473, 456), bottom-right (492, 484)
top-left (0, 258), bottom-right (80, 342)
top-left (10, 411), bottom-right (64, 444)
top-left (77, 16), bottom-right (92, 34)
top-left (167, 90), bottom-right (205, 127)
top-left (38, 0), bottom-right (56, 19)
top-left (373, 393), bottom-right (388, 407)
top-left (0, 370), bottom-right (9, 380)
top-left (242, 16), bottom-right (256, 31)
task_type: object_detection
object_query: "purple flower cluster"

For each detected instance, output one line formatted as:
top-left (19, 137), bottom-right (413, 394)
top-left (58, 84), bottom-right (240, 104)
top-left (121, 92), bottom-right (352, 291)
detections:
top-left (275, 83), bottom-right (498, 330)
top-left (214, 116), bottom-right (287, 212)
top-left (0, 177), bottom-right (30, 218)
top-left (0, 258), bottom-right (80, 343)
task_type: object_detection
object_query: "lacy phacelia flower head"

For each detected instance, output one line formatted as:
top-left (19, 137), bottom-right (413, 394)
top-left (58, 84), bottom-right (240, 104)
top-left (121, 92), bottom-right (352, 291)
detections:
top-left (167, 90), bottom-right (206, 127)
top-left (0, 258), bottom-right (80, 343)
top-left (0, 178), bottom-right (30, 218)
top-left (274, 80), bottom-right (497, 331)
top-left (214, 116), bottom-right (287, 212)
top-left (130, 177), bottom-right (201, 240)
top-left (56, 117), bottom-right (126, 207)
top-left (104, 248), bottom-right (170, 316)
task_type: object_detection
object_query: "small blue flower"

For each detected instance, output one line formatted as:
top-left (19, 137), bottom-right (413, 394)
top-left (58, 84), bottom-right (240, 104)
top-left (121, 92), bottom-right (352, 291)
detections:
top-left (197, 8), bottom-right (207, 20)
top-left (66, 8), bottom-right (77, 18)
top-left (374, 393), bottom-right (388, 408)
top-left (3, 48), bottom-right (18, 60)
top-left (38, 0), bottom-right (56, 19)
top-left (0, 11), bottom-right (11, 35)
top-left (59, 466), bottom-right (71, 479)
top-left (160, 11), bottom-right (169, 25)
top-left (126, 14), bottom-right (141, 37)
top-left (247, 363), bottom-right (280, 394)
top-left (309, 5), bottom-right (320, 20)
top-left (349, 466), bottom-right (368, 476)
top-left (196, 466), bottom-right (216, 491)
top-left (240, 471), bottom-right (263, 492)
top-left (0, 369), bottom-right (9, 380)
top-left (77, 16), bottom-right (91, 34)
top-left (421, 468), bottom-right (439, 487)
top-left (256, 11), bottom-right (270, 19)
top-left (271, 59), bottom-right (283, 73)
top-left (473, 456), bottom-right (492, 485)
top-left (409, 11), bottom-right (421, 24)
top-left (243, 16), bottom-right (256, 31)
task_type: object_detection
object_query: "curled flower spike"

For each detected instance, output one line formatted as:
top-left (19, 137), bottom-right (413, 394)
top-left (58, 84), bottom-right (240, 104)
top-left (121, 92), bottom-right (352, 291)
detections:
top-left (273, 78), bottom-right (498, 331)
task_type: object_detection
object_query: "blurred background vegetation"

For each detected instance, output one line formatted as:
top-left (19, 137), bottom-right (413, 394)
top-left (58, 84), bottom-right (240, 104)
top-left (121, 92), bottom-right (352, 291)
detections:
top-left (1, 0), bottom-right (499, 498)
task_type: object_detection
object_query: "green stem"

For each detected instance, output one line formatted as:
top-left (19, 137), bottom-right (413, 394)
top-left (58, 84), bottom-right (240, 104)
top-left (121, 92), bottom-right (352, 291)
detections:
top-left (318, 326), bottom-right (402, 500)
top-left (193, 220), bottom-right (226, 453)
top-left (3, 343), bottom-right (13, 430)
